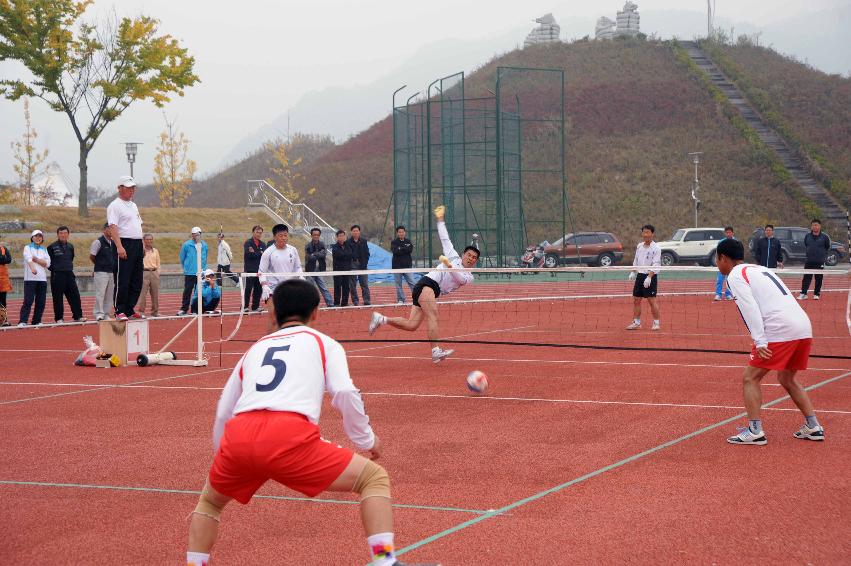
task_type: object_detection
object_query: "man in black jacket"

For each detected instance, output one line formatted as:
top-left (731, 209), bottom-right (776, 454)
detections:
top-left (799, 219), bottom-right (831, 300)
top-left (243, 225), bottom-right (267, 312)
top-left (348, 224), bottom-right (371, 306)
top-left (305, 227), bottom-right (334, 307)
top-left (46, 226), bottom-right (85, 323)
top-left (330, 229), bottom-right (352, 306)
top-left (391, 225), bottom-right (415, 304)
top-left (755, 224), bottom-right (784, 269)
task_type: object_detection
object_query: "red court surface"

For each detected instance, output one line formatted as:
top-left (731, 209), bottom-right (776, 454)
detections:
top-left (1, 288), bottom-right (849, 564)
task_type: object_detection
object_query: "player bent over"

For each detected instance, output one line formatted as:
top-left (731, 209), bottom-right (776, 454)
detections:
top-left (368, 205), bottom-right (479, 363)
top-left (716, 239), bottom-right (825, 446)
top-left (186, 279), bottom-right (439, 566)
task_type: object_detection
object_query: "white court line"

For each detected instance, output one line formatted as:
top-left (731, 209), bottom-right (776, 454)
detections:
top-left (0, 381), bottom-right (849, 414)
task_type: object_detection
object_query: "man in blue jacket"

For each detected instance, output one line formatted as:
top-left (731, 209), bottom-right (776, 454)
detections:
top-left (799, 219), bottom-right (831, 300)
top-left (178, 226), bottom-right (208, 315)
top-left (755, 224), bottom-right (784, 269)
top-left (190, 269), bottom-right (222, 313)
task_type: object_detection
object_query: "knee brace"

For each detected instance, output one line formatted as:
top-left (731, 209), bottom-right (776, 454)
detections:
top-left (192, 484), bottom-right (225, 522)
top-left (351, 459), bottom-right (391, 501)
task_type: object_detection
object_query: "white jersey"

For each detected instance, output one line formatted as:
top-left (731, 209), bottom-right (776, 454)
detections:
top-left (258, 243), bottom-right (302, 289)
top-left (106, 197), bottom-right (144, 239)
top-left (213, 325), bottom-right (374, 451)
top-left (217, 240), bottom-right (233, 266)
top-left (424, 221), bottom-right (474, 296)
top-left (633, 241), bottom-right (661, 275)
top-left (23, 244), bottom-right (50, 282)
top-left (726, 263), bottom-right (812, 348)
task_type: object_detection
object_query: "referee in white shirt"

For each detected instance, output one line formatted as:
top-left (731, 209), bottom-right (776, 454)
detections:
top-left (258, 224), bottom-right (303, 304)
top-left (627, 224), bottom-right (661, 331)
top-left (107, 175), bottom-right (145, 320)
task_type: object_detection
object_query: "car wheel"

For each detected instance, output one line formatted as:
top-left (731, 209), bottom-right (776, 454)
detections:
top-left (597, 253), bottom-right (614, 267)
top-left (661, 252), bottom-right (675, 266)
top-left (707, 251), bottom-right (717, 267)
top-left (544, 254), bottom-right (559, 268)
top-left (825, 250), bottom-right (839, 267)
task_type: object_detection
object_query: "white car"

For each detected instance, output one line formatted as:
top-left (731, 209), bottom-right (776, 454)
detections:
top-left (657, 227), bottom-right (726, 266)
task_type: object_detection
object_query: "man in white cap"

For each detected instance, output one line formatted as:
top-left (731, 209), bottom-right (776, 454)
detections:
top-left (178, 226), bottom-right (208, 315)
top-left (107, 175), bottom-right (145, 321)
top-left (190, 268), bottom-right (222, 314)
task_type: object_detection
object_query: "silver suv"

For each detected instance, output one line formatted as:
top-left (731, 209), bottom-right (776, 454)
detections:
top-left (656, 227), bottom-right (726, 266)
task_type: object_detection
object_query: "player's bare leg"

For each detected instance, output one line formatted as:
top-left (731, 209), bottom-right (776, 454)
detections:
top-left (647, 297), bottom-right (660, 322)
top-left (632, 297), bottom-right (642, 320)
top-left (327, 453), bottom-right (393, 535)
top-left (187, 479), bottom-right (232, 561)
top-left (381, 305), bottom-right (424, 332)
top-left (742, 366), bottom-right (769, 420)
top-left (776, 369), bottom-right (814, 416)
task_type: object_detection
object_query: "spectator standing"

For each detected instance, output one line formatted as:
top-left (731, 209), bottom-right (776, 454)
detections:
top-left (0, 240), bottom-right (11, 326)
top-left (107, 175), bottom-right (145, 321)
top-left (391, 225), bottom-right (415, 304)
top-left (304, 227), bottom-right (334, 307)
top-left (243, 225), bottom-right (266, 312)
top-left (191, 269), bottom-right (222, 313)
top-left (799, 219), bottom-right (831, 300)
top-left (89, 223), bottom-right (118, 321)
top-left (755, 224), bottom-right (784, 269)
top-left (330, 229), bottom-right (352, 306)
top-left (216, 233), bottom-right (239, 286)
top-left (136, 233), bottom-right (161, 318)
top-left (348, 224), bottom-right (370, 306)
top-left (713, 226), bottom-right (735, 301)
top-left (46, 226), bottom-right (85, 323)
top-left (178, 227), bottom-right (208, 315)
top-left (19, 230), bottom-right (50, 326)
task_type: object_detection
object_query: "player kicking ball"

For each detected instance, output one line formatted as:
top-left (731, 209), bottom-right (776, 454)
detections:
top-left (186, 279), bottom-right (439, 566)
top-left (368, 205), bottom-right (479, 363)
top-left (716, 239), bottom-right (825, 446)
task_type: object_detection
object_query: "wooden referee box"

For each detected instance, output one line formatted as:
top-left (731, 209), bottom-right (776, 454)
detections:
top-left (99, 319), bottom-right (149, 367)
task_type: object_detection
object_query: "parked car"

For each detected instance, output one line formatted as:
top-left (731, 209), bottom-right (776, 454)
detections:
top-left (747, 226), bottom-right (846, 267)
top-left (542, 232), bottom-right (624, 267)
top-left (656, 227), bottom-right (725, 266)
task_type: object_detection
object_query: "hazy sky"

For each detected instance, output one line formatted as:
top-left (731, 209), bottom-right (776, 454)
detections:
top-left (1, 0), bottom-right (847, 195)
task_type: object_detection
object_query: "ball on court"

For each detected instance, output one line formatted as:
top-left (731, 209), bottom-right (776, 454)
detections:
top-left (466, 370), bottom-right (489, 394)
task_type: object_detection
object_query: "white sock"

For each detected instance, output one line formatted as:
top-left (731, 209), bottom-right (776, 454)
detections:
top-left (367, 532), bottom-right (396, 566)
top-left (187, 552), bottom-right (210, 566)
top-left (379, 315), bottom-right (387, 325)
top-left (633, 318), bottom-right (640, 325)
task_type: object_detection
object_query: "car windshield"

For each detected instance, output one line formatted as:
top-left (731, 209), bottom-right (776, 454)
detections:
top-left (671, 229), bottom-right (685, 241)
top-left (549, 234), bottom-right (573, 247)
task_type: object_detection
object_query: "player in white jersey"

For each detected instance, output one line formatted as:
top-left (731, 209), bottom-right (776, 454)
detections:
top-left (258, 223), bottom-right (302, 304)
top-left (626, 224), bottom-right (662, 331)
top-left (716, 239), bottom-right (824, 446)
top-left (186, 279), bottom-right (438, 566)
top-left (368, 205), bottom-right (479, 363)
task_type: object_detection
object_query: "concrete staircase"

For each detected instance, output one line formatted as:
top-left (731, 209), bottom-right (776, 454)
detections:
top-left (679, 41), bottom-right (847, 230)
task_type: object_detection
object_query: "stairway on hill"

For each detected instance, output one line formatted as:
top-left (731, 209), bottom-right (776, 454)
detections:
top-left (679, 41), bottom-right (847, 230)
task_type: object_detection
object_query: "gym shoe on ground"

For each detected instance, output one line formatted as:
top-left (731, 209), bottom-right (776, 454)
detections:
top-left (176, 310), bottom-right (187, 316)
top-left (116, 313), bottom-right (129, 321)
top-left (130, 313), bottom-right (143, 319)
top-left (813, 295), bottom-right (820, 301)
top-left (726, 295), bottom-right (735, 301)
top-left (713, 294), bottom-right (722, 301)
top-left (625, 321), bottom-right (641, 330)
top-left (651, 321), bottom-right (661, 331)
top-left (55, 319), bottom-right (64, 324)
top-left (798, 293), bottom-right (807, 300)
top-left (727, 427), bottom-right (767, 446)
top-left (17, 322), bottom-right (26, 327)
top-left (74, 317), bottom-right (87, 322)
top-left (432, 347), bottom-right (454, 363)
top-left (368, 312), bottom-right (383, 335)
top-left (793, 424), bottom-right (824, 441)
top-left (96, 315), bottom-right (105, 321)
top-left (204, 310), bottom-right (222, 315)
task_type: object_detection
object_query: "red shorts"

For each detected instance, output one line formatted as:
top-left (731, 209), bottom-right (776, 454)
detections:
top-left (748, 338), bottom-right (812, 371)
top-left (209, 410), bottom-right (354, 504)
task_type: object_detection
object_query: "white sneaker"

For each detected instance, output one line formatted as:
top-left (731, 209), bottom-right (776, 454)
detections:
top-left (55, 319), bottom-right (64, 324)
top-left (713, 295), bottom-right (722, 301)
top-left (651, 321), bottom-right (661, 331)
top-left (176, 310), bottom-right (187, 316)
top-left (432, 347), bottom-right (454, 363)
top-left (813, 295), bottom-right (820, 301)
top-left (368, 312), bottom-right (384, 335)
top-left (625, 321), bottom-right (641, 330)
top-left (798, 294), bottom-right (807, 300)
top-left (17, 322), bottom-right (26, 327)
top-left (793, 424), bottom-right (825, 441)
top-left (727, 427), bottom-right (767, 445)
top-left (726, 295), bottom-right (735, 301)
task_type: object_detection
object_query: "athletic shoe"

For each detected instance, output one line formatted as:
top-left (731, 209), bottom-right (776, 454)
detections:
top-left (368, 312), bottom-right (384, 335)
top-left (713, 294), bottom-right (722, 301)
top-left (204, 310), bottom-right (222, 315)
top-left (651, 321), bottom-right (661, 331)
top-left (176, 310), bottom-right (187, 316)
top-left (798, 293), bottom-right (807, 300)
top-left (1, 321), bottom-right (10, 327)
top-left (727, 427), bottom-right (767, 446)
top-left (391, 562), bottom-right (442, 566)
top-left (813, 295), bottom-right (820, 301)
top-left (74, 317), bottom-right (87, 322)
top-left (793, 424), bottom-right (825, 441)
top-left (242, 308), bottom-right (250, 313)
top-left (726, 295), bottom-right (735, 301)
top-left (55, 319), bottom-right (64, 324)
top-left (116, 313), bottom-right (129, 321)
top-left (397, 300), bottom-right (405, 305)
top-left (432, 347), bottom-right (454, 363)
top-left (130, 313), bottom-right (144, 319)
top-left (625, 321), bottom-right (641, 330)
top-left (96, 315), bottom-right (105, 322)
top-left (251, 307), bottom-right (264, 313)
top-left (17, 322), bottom-right (26, 327)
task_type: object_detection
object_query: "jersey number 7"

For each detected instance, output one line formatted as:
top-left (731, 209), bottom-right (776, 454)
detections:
top-left (256, 345), bottom-right (291, 392)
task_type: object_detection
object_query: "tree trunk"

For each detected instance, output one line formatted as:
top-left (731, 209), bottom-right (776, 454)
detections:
top-left (78, 144), bottom-right (89, 217)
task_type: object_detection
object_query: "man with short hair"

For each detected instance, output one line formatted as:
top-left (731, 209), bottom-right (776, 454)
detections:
top-left (243, 225), bottom-right (266, 312)
top-left (178, 227), bottom-right (208, 316)
top-left (258, 224), bottom-right (302, 304)
top-left (799, 219), bottom-right (831, 300)
top-left (348, 225), bottom-right (371, 306)
top-left (46, 226), bottom-right (85, 323)
top-left (716, 238), bottom-right (824, 445)
top-left (107, 175), bottom-right (145, 321)
top-left (191, 269), bottom-right (222, 314)
top-left (627, 224), bottom-right (661, 330)
top-left (216, 233), bottom-right (240, 286)
top-left (391, 225), bottom-right (415, 304)
top-left (304, 227), bottom-right (334, 307)
top-left (136, 233), bottom-right (161, 318)
top-left (89, 223), bottom-right (117, 321)
top-left (755, 224), bottom-right (784, 269)
top-left (330, 229), bottom-right (352, 307)
top-left (713, 226), bottom-right (735, 301)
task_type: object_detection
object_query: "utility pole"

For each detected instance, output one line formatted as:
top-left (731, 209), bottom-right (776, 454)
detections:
top-left (689, 152), bottom-right (703, 227)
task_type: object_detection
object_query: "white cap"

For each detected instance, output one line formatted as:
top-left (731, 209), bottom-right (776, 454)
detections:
top-left (31, 229), bottom-right (43, 238)
top-left (202, 268), bottom-right (215, 277)
top-left (117, 175), bottom-right (136, 188)
top-left (191, 226), bottom-right (202, 234)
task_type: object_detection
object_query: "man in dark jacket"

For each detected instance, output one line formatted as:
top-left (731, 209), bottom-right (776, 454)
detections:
top-left (330, 229), bottom-right (352, 306)
top-left (89, 223), bottom-right (118, 321)
top-left (243, 225), bottom-right (267, 311)
top-left (755, 224), bottom-right (784, 269)
top-left (305, 227), bottom-right (334, 307)
top-left (799, 219), bottom-right (831, 300)
top-left (347, 224), bottom-right (370, 306)
top-left (46, 226), bottom-right (85, 323)
top-left (391, 225), bottom-right (415, 304)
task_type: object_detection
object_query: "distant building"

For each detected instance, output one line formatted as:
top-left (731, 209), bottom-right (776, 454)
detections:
top-left (32, 162), bottom-right (75, 206)
top-left (524, 13), bottom-right (561, 47)
top-left (595, 2), bottom-right (641, 40)
top-left (595, 17), bottom-right (616, 40)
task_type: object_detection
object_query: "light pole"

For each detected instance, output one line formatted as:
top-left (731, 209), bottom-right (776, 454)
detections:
top-left (688, 151), bottom-right (703, 228)
top-left (123, 142), bottom-right (142, 177)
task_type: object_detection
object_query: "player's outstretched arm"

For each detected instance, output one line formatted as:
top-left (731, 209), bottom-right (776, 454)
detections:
top-left (212, 370), bottom-right (243, 451)
top-left (326, 343), bottom-right (376, 451)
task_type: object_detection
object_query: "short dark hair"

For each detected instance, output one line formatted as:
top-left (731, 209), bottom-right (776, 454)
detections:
top-left (272, 224), bottom-right (289, 235)
top-left (811, 218), bottom-right (821, 225)
top-left (764, 224), bottom-right (774, 230)
top-left (57, 226), bottom-right (69, 234)
top-left (335, 229), bottom-right (346, 237)
top-left (310, 227), bottom-right (321, 235)
top-left (350, 224), bottom-right (361, 231)
top-left (396, 225), bottom-right (406, 232)
top-left (724, 226), bottom-right (734, 232)
top-left (717, 238), bottom-right (744, 261)
top-left (462, 245), bottom-right (480, 259)
top-left (102, 222), bottom-right (110, 230)
top-left (273, 279), bottom-right (320, 325)
top-left (641, 224), bottom-right (655, 234)
top-left (251, 225), bottom-right (263, 232)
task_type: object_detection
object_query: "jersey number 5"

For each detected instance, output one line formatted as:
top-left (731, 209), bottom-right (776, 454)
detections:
top-left (256, 345), bottom-right (291, 392)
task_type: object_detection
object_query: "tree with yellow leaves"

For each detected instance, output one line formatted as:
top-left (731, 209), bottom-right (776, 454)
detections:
top-left (153, 116), bottom-right (197, 208)
top-left (10, 99), bottom-right (50, 206)
top-left (265, 137), bottom-right (316, 202)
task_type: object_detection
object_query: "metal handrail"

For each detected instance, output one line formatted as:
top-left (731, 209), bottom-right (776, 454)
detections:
top-left (246, 179), bottom-right (337, 245)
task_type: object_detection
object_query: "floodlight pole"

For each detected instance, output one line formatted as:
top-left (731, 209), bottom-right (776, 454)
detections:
top-left (688, 152), bottom-right (703, 227)
top-left (123, 142), bottom-right (142, 177)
